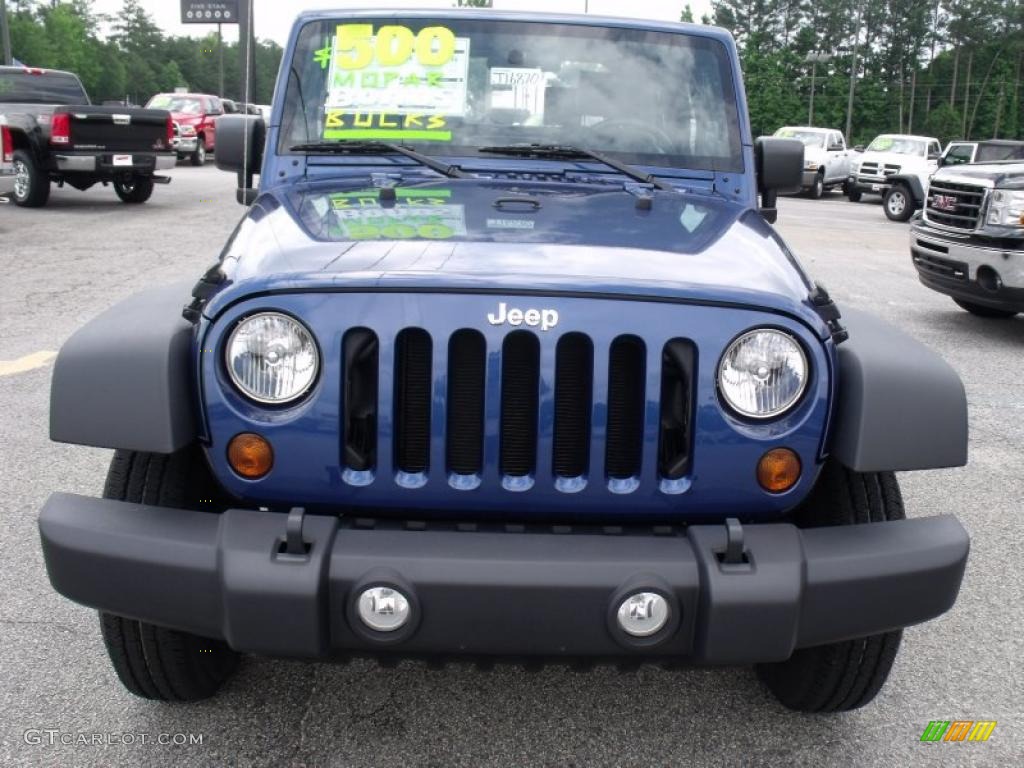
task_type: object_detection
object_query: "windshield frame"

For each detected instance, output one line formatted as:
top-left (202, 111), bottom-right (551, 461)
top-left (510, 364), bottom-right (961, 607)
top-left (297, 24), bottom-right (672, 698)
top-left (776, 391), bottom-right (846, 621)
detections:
top-left (773, 128), bottom-right (827, 149)
top-left (866, 135), bottom-right (927, 156)
top-left (146, 94), bottom-right (205, 115)
top-left (277, 15), bottom-right (746, 175)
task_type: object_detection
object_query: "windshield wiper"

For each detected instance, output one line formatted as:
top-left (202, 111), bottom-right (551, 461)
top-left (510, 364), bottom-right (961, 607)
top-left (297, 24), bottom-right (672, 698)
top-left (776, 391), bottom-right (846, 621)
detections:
top-left (289, 140), bottom-right (469, 179)
top-left (478, 144), bottom-right (677, 192)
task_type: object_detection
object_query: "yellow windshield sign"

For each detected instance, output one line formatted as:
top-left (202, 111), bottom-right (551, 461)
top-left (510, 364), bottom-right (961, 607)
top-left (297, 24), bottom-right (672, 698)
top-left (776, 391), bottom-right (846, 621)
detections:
top-left (319, 23), bottom-right (469, 142)
top-left (326, 189), bottom-right (465, 241)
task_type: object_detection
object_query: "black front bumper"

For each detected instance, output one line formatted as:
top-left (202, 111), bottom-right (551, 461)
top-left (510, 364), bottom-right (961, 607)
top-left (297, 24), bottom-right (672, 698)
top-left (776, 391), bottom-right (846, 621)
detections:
top-left (39, 493), bottom-right (969, 664)
top-left (847, 176), bottom-right (891, 195)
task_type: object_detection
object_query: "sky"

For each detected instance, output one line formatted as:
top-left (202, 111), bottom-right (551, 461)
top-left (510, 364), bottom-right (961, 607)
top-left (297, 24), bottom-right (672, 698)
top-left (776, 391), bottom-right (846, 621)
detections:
top-left (89, 0), bottom-right (715, 45)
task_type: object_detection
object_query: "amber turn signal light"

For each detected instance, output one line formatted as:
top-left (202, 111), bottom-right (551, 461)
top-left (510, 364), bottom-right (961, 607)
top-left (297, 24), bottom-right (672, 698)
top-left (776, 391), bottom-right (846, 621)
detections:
top-left (757, 448), bottom-right (801, 493)
top-left (227, 433), bottom-right (274, 479)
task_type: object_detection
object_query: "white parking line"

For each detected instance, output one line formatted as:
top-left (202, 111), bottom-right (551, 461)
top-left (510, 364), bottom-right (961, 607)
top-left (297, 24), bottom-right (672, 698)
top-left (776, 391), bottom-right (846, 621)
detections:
top-left (0, 351), bottom-right (57, 377)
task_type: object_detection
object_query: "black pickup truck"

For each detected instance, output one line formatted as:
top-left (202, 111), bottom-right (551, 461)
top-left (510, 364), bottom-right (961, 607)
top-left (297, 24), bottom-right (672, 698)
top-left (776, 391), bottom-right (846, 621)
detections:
top-left (0, 66), bottom-right (175, 207)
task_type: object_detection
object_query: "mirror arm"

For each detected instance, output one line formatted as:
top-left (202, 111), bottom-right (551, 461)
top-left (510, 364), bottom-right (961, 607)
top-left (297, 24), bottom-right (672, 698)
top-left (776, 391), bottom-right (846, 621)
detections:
top-left (760, 189), bottom-right (778, 223)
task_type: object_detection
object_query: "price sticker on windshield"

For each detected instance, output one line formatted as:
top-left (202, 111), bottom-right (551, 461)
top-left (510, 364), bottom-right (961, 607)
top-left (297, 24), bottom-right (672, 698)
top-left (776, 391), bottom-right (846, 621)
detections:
top-left (323, 24), bottom-right (470, 117)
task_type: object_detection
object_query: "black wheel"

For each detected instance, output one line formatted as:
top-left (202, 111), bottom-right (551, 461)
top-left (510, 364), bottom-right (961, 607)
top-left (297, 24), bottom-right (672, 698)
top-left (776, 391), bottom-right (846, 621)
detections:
top-left (11, 149), bottom-right (50, 207)
top-left (807, 171), bottom-right (824, 199)
top-left (846, 187), bottom-right (862, 203)
top-left (98, 448), bottom-right (239, 701)
top-left (756, 461), bottom-right (905, 713)
top-left (883, 184), bottom-right (914, 221)
top-left (113, 176), bottom-right (154, 204)
top-left (191, 139), bottom-right (206, 166)
top-left (953, 299), bottom-right (1018, 318)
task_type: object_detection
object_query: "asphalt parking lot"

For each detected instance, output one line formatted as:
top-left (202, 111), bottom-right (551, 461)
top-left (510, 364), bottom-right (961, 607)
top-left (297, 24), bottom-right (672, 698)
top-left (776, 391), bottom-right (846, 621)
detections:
top-left (1, 167), bottom-right (1021, 767)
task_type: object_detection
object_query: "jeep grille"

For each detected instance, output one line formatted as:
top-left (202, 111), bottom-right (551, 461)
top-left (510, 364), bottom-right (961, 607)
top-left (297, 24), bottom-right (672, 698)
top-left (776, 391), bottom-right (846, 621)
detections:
top-left (342, 328), bottom-right (695, 491)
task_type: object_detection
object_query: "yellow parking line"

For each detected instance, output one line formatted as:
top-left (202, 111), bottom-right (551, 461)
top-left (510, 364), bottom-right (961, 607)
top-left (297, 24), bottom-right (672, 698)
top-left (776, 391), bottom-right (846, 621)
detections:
top-left (0, 350), bottom-right (57, 376)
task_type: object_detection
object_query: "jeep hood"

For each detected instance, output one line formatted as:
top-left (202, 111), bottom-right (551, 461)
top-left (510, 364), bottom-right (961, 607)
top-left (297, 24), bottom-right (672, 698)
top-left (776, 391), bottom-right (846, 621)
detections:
top-left (211, 177), bottom-right (825, 334)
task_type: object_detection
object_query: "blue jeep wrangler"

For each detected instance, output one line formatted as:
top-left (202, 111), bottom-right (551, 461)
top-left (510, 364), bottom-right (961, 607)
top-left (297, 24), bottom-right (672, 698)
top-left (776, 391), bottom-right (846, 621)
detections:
top-left (39, 10), bottom-right (970, 712)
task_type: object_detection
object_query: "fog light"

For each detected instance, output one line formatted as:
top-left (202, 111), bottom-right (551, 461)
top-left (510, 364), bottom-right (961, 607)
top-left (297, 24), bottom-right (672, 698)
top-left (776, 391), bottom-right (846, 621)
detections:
top-left (227, 432), bottom-right (273, 479)
top-left (757, 448), bottom-right (801, 493)
top-left (357, 587), bottom-right (411, 632)
top-left (616, 592), bottom-right (669, 637)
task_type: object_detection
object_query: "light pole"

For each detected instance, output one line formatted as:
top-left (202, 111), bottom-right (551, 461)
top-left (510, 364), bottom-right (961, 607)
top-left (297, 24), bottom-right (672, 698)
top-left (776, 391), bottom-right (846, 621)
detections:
top-left (845, 1), bottom-right (864, 144)
top-left (805, 52), bottom-right (831, 126)
top-left (1, 0), bottom-right (13, 67)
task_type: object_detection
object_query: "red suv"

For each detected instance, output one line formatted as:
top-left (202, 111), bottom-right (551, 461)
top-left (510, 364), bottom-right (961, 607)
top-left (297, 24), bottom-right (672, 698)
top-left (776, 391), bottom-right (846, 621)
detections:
top-left (145, 93), bottom-right (224, 165)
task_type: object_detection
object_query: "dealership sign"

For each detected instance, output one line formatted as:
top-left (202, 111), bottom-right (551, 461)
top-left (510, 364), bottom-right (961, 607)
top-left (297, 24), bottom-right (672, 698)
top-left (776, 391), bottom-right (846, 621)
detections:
top-left (181, 1), bottom-right (239, 24)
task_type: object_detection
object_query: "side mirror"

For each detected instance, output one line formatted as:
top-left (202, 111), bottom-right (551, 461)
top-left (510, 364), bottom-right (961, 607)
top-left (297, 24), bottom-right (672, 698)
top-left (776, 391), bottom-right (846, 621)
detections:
top-left (215, 115), bottom-right (266, 205)
top-left (853, 144), bottom-right (865, 153)
top-left (754, 137), bottom-right (803, 223)
top-left (828, 143), bottom-right (844, 152)
top-left (928, 151), bottom-right (942, 161)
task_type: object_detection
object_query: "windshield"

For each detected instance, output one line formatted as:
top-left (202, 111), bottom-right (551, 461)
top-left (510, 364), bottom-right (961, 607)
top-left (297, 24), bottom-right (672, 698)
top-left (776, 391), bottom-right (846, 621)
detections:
top-left (774, 128), bottom-right (825, 148)
top-left (280, 17), bottom-right (743, 172)
top-left (147, 95), bottom-right (204, 114)
top-left (866, 136), bottom-right (925, 156)
top-left (0, 71), bottom-right (87, 104)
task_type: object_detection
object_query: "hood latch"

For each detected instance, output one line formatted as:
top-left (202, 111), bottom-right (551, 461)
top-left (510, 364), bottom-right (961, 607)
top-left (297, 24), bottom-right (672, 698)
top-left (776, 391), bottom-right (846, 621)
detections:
top-left (810, 282), bottom-right (849, 344)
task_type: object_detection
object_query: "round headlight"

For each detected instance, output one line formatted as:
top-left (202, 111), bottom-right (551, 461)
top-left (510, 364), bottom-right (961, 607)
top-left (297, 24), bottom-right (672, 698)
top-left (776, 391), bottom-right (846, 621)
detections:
top-left (718, 329), bottom-right (808, 419)
top-left (225, 312), bottom-right (319, 404)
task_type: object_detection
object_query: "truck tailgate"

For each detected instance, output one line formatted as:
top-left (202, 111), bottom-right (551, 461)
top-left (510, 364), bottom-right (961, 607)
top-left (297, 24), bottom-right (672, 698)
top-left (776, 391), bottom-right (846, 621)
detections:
top-left (61, 106), bottom-right (170, 152)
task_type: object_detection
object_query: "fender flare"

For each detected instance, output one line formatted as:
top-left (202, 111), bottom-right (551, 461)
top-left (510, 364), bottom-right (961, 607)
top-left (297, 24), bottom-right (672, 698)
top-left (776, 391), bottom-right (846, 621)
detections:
top-left (830, 309), bottom-right (967, 472)
top-left (2, 114), bottom-right (47, 164)
top-left (887, 174), bottom-right (925, 205)
top-left (50, 283), bottom-right (198, 453)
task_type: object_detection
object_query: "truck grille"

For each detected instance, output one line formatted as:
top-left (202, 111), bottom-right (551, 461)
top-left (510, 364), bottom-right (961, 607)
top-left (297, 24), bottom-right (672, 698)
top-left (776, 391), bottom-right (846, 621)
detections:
top-left (857, 162), bottom-right (900, 178)
top-left (924, 180), bottom-right (986, 231)
top-left (342, 328), bottom-right (695, 492)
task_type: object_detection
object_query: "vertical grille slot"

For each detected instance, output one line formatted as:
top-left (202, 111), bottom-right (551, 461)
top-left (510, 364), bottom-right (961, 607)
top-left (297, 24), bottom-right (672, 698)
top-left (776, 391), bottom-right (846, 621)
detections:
top-left (447, 330), bottom-right (486, 475)
top-left (394, 328), bottom-right (432, 474)
top-left (342, 328), bottom-right (379, 471)
top-left (553, 333), bottom-right (593, 478)
top-left (500, 331), bottom-right (540, 477)
top-left (605, 335), bottom-right (646, 479)
top-left (658, 340), bottom-right (695, 480)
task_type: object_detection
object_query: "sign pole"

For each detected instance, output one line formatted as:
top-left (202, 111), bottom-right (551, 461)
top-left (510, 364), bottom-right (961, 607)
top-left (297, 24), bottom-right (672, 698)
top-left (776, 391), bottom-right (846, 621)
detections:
top-left (238, 0), bottom-right (254, 105)
top-left (218, 23), bottom-right (224, 97)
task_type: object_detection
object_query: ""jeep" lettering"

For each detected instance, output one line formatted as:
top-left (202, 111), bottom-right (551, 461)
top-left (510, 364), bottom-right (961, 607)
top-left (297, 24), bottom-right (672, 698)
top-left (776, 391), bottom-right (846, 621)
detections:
top-left (487, 302), bottom-right (559, 331)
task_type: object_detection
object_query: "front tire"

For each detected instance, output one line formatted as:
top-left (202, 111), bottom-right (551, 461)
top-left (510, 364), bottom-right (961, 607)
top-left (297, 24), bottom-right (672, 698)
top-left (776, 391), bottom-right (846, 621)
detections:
top-left (953, 299), bottom-right (1018, 318)
top-left (807, 171), bottom-right (824, 199)
top-left (191, 139), bottom-right (206, 166)
top-left (846, 186), bottom-right (862, 203)
top-left (756, 462), bottom-right (905, 712)
top-left (11, 149), bottom-right (50, 207)
top-left (98, 448), bottom-right (239, 701)
top-left (113, 176), bottom-right (154, 204)
top-left (883, 184), bottom-right (914, 221)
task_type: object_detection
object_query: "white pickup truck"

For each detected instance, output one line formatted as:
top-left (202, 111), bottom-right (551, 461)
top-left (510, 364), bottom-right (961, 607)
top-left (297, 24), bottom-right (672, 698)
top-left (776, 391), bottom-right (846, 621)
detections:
top-left (773, 126), bottom-right (852, 198)
top-left (0, 115), bottom-right (14, 199)
top-left (846, 134), bottom-right (942, 220)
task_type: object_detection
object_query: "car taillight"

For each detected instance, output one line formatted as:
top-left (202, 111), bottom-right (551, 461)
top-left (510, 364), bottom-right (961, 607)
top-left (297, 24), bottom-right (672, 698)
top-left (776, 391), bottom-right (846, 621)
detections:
top-left (50, 112), bottom-right (71, 145)
top-left (1, 126), bottom-right (12, 163)
top-left (166, 115), bottom-right (174, 146)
